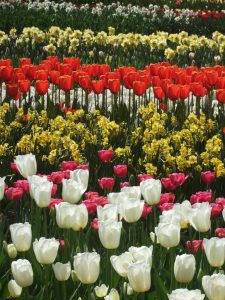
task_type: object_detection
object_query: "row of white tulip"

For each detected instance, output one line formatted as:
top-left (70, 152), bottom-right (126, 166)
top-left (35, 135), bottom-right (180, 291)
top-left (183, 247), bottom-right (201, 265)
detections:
top-left (2, 153), bottom-right (225, 299)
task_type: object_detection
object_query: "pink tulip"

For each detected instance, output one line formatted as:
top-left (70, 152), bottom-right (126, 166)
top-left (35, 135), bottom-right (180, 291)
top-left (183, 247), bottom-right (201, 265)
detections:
top-left (215, 228), bottom-right (225, 238)
top-left (120, 182), bottom-right (130, 188)
top-left (98, 177), bottom-right (115, 190)
top-left (113, 164), bottom-right (128, 178)
top-left (14, 180), bottom-right (29, 194)
top-left (169, 173), bottom-right (189, 187)
top-left (137, 174), bottom-right (153, 182)
top-left (158, 193), bottom-right (175, 205)
top-left (190, 191), bottom-right (212, 205)
top-left (210, 203), bottom-right (223, 218)
top-left (141, 204), bottom-right (153, 217)
top-left (5, 187), bottom-right (23, 201)
top-left (158, 203), bottom-right (174, 212)
top-left (201, 171), bottom-right (216, 185)
top-left (61, 161), bottom-right (77, 171)
top-left (98, 150), bottom-right (113, 162)
top-left (161, 178), bottom-right (176, 191)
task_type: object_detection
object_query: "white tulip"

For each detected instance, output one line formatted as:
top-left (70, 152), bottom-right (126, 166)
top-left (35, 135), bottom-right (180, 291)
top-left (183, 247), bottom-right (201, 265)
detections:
top-left (0, 177), bottom-right (5, 200)
top-left (174, 254), bottom-right (196, 283)
top-left (95, 284), bottom-right (109, 298)
top-left (70, 169), bottom-right (89, 192)
top-left (189, 202), bottom-right (211, 232)
top-left (119, 200), bottom-right (144, 223)
top-left (72, 204), bottom-right (88, 231)
top-left (98, 220), bottom-right (122, 249)
top-left (56, 202), bottom-right (88, 231)
top-left (140, 178), bottom-right (161, 205)
top-left (15, 153), bottom-right (37, 178)
top-left (104, 289), bottom-right (120, 300)
top-left (159, 210), bottom-right (181, 226)
top-left (62, 178), bottom-right (84, 204)
top-left (203, 237), bottom-right (225, 267)
top-left (202, 273), bottom-right (225, 300)
top-left (73, 252), bottom-right (100, 284)
top-left (128, 262), bottom-right (151, 293)
top-left (33, 237), bottom-right (59, 264)
top-left (107, 192), bottom-right (128, 205)
top-left (33, 181), bottom-right (53, 208)
top-left (155, 222), bottom-right (180, 248)
top-left (10, 222), bottom-right (32, 252)
top-left (11, 259), bottom-right (33, 287)
top-left (121, 186), bottom-right (141, 200)
top-left (52, 262), bottom-right (71, 281)
top-left (110, 252), bottom-right (133, 277)
top-left (28, 175), bottom-right (48, 199)
top-left (168, 288), bottom-right (205, 300)
top-left (97, 204), bottom-right (118, 221)
top-left (222, 208), bottom-right (225, 222)
top-left (129, 245), bottom-right (153, 267)
top-left (172, 200), bottom-right (192, 229)
top-left (8, 280), bottom-right (22, 298)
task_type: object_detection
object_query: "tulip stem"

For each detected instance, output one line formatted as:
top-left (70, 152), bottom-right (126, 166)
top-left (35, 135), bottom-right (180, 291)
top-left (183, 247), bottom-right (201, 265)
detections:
top-left (62, 281), bottom-right (66, 300)
top-left (169, 248), bottom-right (175, 291)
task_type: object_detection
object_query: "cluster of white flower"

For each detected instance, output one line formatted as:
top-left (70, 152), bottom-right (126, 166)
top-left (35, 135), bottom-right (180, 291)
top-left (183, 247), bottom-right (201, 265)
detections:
top-left (0, 0), bottom-right (224, 23)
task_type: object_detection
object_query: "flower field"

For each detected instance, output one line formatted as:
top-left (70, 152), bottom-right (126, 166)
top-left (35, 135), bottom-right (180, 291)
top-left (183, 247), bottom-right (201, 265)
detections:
top-left (1, 1), bottom-right (225, 300)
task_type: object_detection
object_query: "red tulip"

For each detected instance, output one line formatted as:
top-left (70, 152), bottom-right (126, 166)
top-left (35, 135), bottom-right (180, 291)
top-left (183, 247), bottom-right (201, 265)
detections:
top-left (35, 70), bottom-right (48, 81)
top-left (14, 180), bottom-right (30, 194)
top-left (98, 177), bottom-right (115, 190)
top-left (137, 174), bottom-right (153, 182)
top-left (28, 65), bottom-right (38, 81)
top-left (20, 58), bottom-right (32, 66)
top-left (5, 187), bottom-right (23, 201)
top-left (190, 191), bottom-right (212, 205)
top-left (216, 89), bottom-right (225, 104)
top-left (79, 75), bottom-right (91, 90)
top-left (190, 83), bottom-right (207, 97)
top-left (35, 80), bottom-right (49, 95)
top-left (133, 81), bottom-right (146, 96)
top-left (201, 171), bottom-right (216, 184)
top-left (179, 85), bottom-right (190, 99)
top-left (151, 76), bottom-right (161, 87)
top-left (92, 80), bottom-right (104, 94)
top-left (161, 178), bottom-right (176, 191)
top-left (0, 66), bottom-right (13, 82)
top-left (113, 164), bottom-right (128, 178)
top-left (142, 204), bottom-right (153, 217)
top-left (158, 193), bottom-right (175, 205)
top-left (186, 240), bottom-right (203, 253)
top-left (167, 84), bottom-right (180, 100)
top-left (108, 79), bottom-right (120, 94)
top-left (215, 77), bottom-right (225, 89)
top-left (210, 203), bottom-right (222, 218)
top-left (60, 64), bottom-right (73, 76)
top-left (98, 150), bottom-right (113, 162)
top-left (158, 66), bottom-right (171, 79)
top-left (169, 173), bottom-right (188, 187)
top-left (215, 228), bottom-right (225, 238)
top-left (49, 70), bottom-right (60, 85)
top-left (153, 87), bottom-right (165, 100)
top-left (205, 70), bottom-right (218, 86)
top-left (216, 197), bottom-right (225, 208)
top-left (120, 182), bottom-right (130, 188)
top-left (59, 75), bottom-right (73, 91)
top-left (61, 161), bottom-right (77, 171)
top-left (6, 83), bottom-right (21, 100)
top-left (18, 80), bottom-right (30, 93)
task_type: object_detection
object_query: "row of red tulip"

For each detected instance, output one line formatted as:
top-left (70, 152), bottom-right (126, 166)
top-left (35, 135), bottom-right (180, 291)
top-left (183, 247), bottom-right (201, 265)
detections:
top-left (1, 56), bottom-right (225, 105)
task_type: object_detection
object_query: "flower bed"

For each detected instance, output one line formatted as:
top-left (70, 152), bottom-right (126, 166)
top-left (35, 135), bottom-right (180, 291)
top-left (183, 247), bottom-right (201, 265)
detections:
top-left (0, 1), bottom-right (224, 35)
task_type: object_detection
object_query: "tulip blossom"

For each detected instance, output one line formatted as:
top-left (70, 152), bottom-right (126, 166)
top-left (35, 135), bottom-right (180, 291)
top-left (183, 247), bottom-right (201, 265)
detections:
top-left (5, 187), bottom-right (23, 202)
top-left (14, 154), bottom-right (37, 179)
top-left (189, 202), bottom-right (211, 232)
top-left (98, 220), bottom-right (122, 249)
top-left (186, 240), bottom-right (203, 254)
top-left (70, 169), bottom-right (89, 192)
top-left (110, 252), bottom-right (134, 277)
top-left (11, 259), bottom-right (33, 287)
top-left (202, 274), bottom-right (225, 300)
top-left (168, 288), bottom-right (205, 300)
top-left (201, 171), bottom-right (216, 184)
top-left (128, 262), bottom-right (151, 293)
top-left (52, 262), bottom-right (71, 281)
top-left (140, 178), bottom-right (161, 205)
top-left (121, 186), bottom-right (142, 200)
top-left (155, 222), bottom-right (180, 248)
top-left (203, 237), bottom-right (225, 267)
top-left (33, 181), bottom-right (53, 208)
top-left (105, 289), bottom-right (120, 300)
top-left (73, 252), bottom-right (100, 284)
top-left (0, 177), bottom-right (5, 200)
top-left (33, 237), bottom-right (59, 265)
top-left (62, 178), bottom-right (84, 204)
top-left (61, 161), bottom-right (77, 171)
top-left (94, 284), bottom-right (109, 298)
top-left (10, 222), bottom-right (32, 252)
top-left (174, 254), bottom-right (196, 283)
top-left (8, 280), bottom-right (22, 298)
top-left (28, 175), bottom-right (48, 199)
top-left (98, 177), bottom-right (115, 190)
top-left (97, 204), bottom-right (118, 221)
top-left (129, 246), bottom-right (153, 267)
top-left (98, 150), bottom-right (113, 162)
top-left (190, 191), bottom-right (212, 205)
top-left (119, 200), bottom-right (144, 223)
top-left (113, 164), bottom-right (128, 178)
